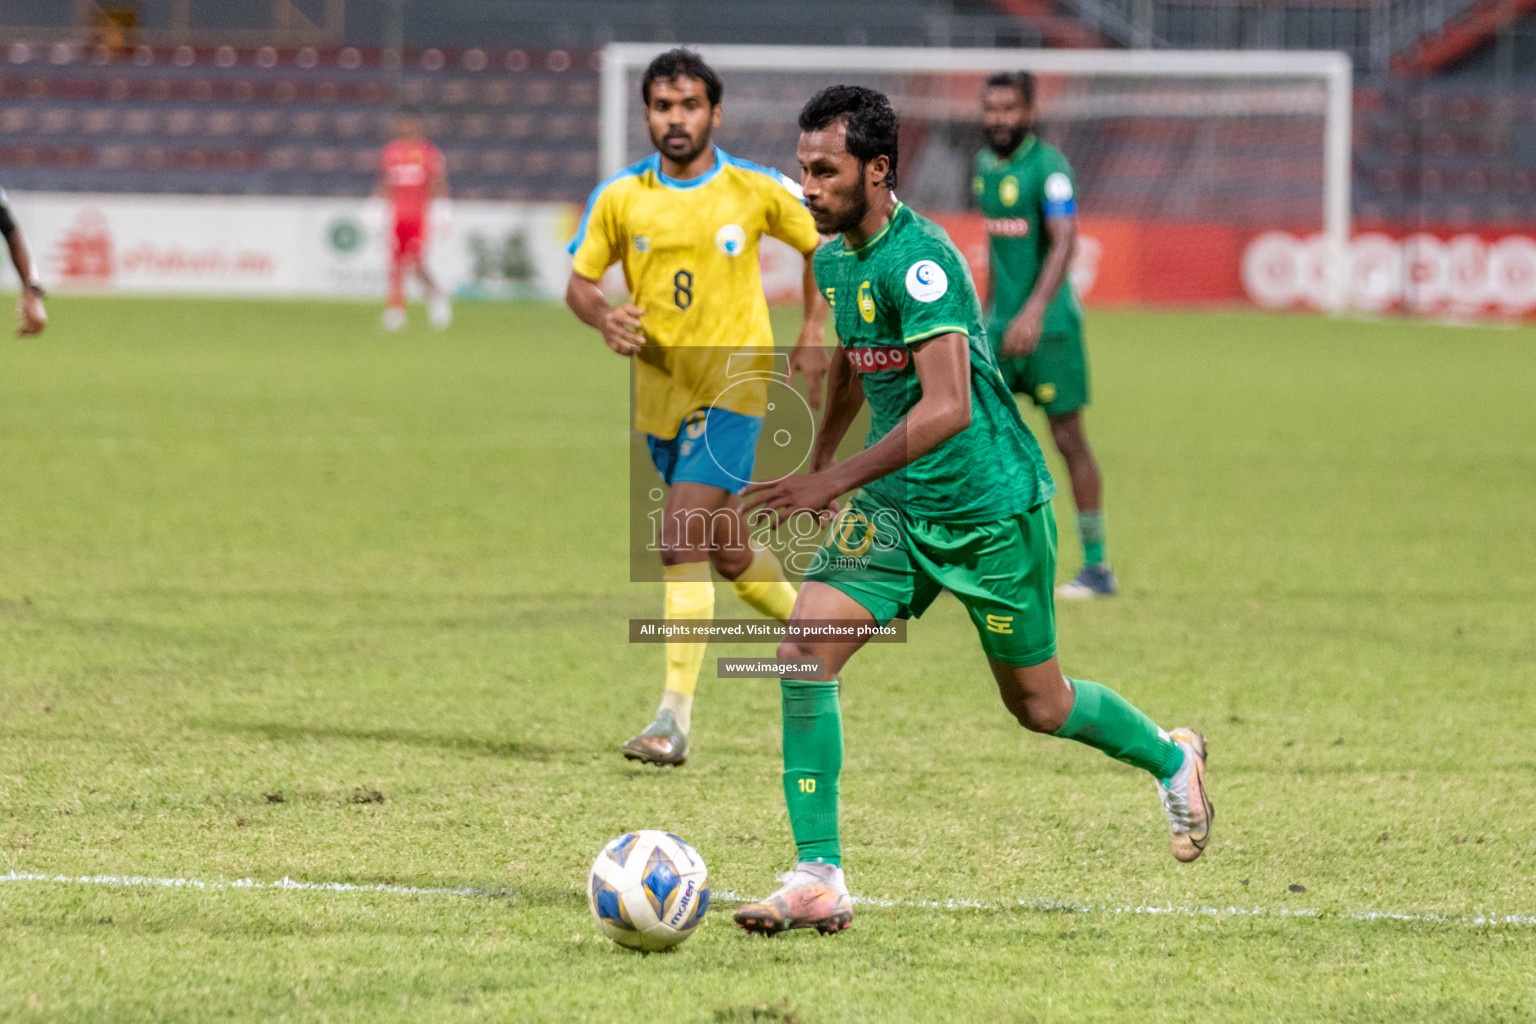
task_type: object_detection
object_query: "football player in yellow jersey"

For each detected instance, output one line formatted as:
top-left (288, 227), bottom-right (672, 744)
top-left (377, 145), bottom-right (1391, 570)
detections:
top-left (565, 49), bottom-right (829, 766)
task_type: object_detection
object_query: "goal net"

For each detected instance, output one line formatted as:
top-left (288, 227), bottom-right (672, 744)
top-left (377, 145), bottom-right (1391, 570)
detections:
top-left (598, 44), bottom-right (1352, 312)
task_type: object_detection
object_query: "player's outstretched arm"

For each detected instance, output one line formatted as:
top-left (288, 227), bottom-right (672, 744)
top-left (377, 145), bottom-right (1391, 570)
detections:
top-left (810, 345), bottom-right (863, 474)
top-left (564, 270), bottom-right (645, 356)
top-left (1002, 215), bottom-right (1076, 358)
top-left (815, 331), bottom-right (970, 494)
top-left (790, 255), bottom-right (831, 409)
top-left (1, 200), bottom-right (45, 336)
top-left (745, 332), bottom-right (971, 523)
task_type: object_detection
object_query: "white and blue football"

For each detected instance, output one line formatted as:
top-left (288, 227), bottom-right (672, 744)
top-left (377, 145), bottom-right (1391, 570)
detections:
top-left (588, 830), bottom-right (710, 951)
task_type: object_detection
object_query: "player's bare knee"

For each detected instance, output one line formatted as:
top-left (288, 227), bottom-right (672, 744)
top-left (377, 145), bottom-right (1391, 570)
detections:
top-left (776, 638), bottom-right (807, 662)
top-left (659, 513), bottom-right (711, 563)
top-left (998, 686), bottom-right (1045, 732)
top-left (1050, 418), bottom-right (1089, 459)
top-left (997, 664), bottom-right (1073, 733)
top-left (1012, 693), bottom-right (1068, 734)
top-left (707, 514), bottom-right (752, 578)
top-left (710, 545), bottom-right (752, 580)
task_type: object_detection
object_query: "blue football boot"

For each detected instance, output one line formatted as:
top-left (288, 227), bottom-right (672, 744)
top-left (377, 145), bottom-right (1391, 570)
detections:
top-left (1056, 564), bottom-right (1119, 599)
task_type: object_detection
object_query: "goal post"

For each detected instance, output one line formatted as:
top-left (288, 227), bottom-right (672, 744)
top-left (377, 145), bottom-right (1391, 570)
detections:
top-left (598, 43), bottom-right (1353, 311)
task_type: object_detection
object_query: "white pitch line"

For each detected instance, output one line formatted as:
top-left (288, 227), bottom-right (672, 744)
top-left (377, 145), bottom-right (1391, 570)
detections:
top-left (0, 871), bottom-right (509, 899)
top-left (3, 871), bottom-right (1534, 928)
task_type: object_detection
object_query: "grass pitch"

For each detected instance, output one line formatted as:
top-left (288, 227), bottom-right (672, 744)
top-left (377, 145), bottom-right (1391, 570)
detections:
top-left (2, 297), bottom-right (1535, 1022)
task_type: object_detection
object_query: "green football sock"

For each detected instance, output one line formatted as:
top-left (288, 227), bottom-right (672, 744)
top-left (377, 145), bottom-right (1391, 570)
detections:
top-left (1055, 678), bottom-right (1184, 781)
top-left (780, 679), bottom-right (842, 866)
top-left (1077, 510), bottom-right (1108, 568)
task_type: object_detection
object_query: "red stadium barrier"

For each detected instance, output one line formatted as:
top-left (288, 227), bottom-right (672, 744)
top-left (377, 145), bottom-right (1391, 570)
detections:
top-left (929, 213), bottom-right (1536, 317)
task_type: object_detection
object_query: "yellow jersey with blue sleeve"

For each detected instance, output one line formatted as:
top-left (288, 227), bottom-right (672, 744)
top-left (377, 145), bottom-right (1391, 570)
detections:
top-left (568, 148), bottom-right (820, 440)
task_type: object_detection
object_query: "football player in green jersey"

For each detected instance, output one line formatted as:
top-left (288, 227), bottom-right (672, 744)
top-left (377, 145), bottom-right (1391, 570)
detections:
top-left (977, 72), bottom-right (1115, 598)
top-left (731, 85), bottom-right (1211, 937)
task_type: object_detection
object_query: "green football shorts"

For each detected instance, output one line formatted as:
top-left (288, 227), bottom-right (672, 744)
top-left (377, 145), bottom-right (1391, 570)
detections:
top-left (805, 493), bottom-right (1058, 667)
top-left (994, 328), bottom-right (1090, 417)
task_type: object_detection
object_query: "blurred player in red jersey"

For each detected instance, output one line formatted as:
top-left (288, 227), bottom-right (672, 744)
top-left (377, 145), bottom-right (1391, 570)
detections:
top-left (374, 108), bottom-right (451, 330)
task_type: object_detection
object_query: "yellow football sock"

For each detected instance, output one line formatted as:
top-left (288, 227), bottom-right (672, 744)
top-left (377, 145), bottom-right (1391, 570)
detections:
top-left (731, 545), bottom-right (798, 623)
top-left (662, 563), bottom-right (715, 728)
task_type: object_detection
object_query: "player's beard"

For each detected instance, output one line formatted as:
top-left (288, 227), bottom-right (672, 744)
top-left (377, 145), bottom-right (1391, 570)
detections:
top-left (986, 123), bottom-right (1029, 157)
top-left (651, 124), bottom-right (712, 167)
top-left (809, 178), bottom-right (871, 237)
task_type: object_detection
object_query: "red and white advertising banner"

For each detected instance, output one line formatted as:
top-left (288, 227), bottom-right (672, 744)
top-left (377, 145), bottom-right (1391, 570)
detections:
top-left (10, 193), bottom-right (1535, 318)
top-left (7, 192), bottom-right (580, 300)
top-left (928, 214), bottom-right (1536, 318)
top-left (1242, 229), bottom-right (1536, 316)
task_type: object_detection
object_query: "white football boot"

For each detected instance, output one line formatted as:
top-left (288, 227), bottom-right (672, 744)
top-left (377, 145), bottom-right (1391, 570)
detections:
top-left (733, 862), bottom-right (853, 935)
top-left (1157, 727), bottom-right (1213, 862)
top-left (428, 294), bottom-right (452, 329)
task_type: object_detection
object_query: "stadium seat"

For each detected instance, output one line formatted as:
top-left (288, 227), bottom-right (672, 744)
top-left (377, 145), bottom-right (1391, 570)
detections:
top-left (291, 112), bottom-right (324, 137)
top-left (166, 110), bottom-right (201, 135)
top-left (0, 45), bottom-right (603, 200)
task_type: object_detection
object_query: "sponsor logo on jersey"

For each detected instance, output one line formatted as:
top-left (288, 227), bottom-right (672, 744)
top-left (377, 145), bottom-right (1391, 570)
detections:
top-left (857, 280), bottom-right (875, 322)
top-left (823, 286), bottom-right (835, 307)
top-left (845, 346), bottom-right (910, 374)
top-left (634, 236), bottom-right (650, 252)
top-left (971, 175), bottom-right (985, 196)
top-left (985, 218), bottom-right (1031, 238)
top-left (904, 260), bottom-right (948, 303)
top-left (1044, 172), bottom-right (1074, 202)
top-left (985, 613), bottom-right (1014, 634)
top-left (1000, 175), bottom-right (1020, 207)
top-left (1035, 383), bottom-right (1057, 403)
top-left (715, 223), bottom-right (746, 256)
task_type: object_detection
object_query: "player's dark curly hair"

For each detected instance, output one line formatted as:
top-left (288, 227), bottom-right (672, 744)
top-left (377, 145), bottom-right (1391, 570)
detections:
top-left (984, 71), bottom-right (1036, 106)
top-left (797, 85), bottom-right (898, 189)
top-left (641, 48), bottom-right (722, 107)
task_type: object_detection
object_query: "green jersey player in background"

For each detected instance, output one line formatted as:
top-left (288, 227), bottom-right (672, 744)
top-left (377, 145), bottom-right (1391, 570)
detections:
top-left (732, 86), bottom-right (1211, 937)
top-left (976, 72), bottom-right (1114, 598)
